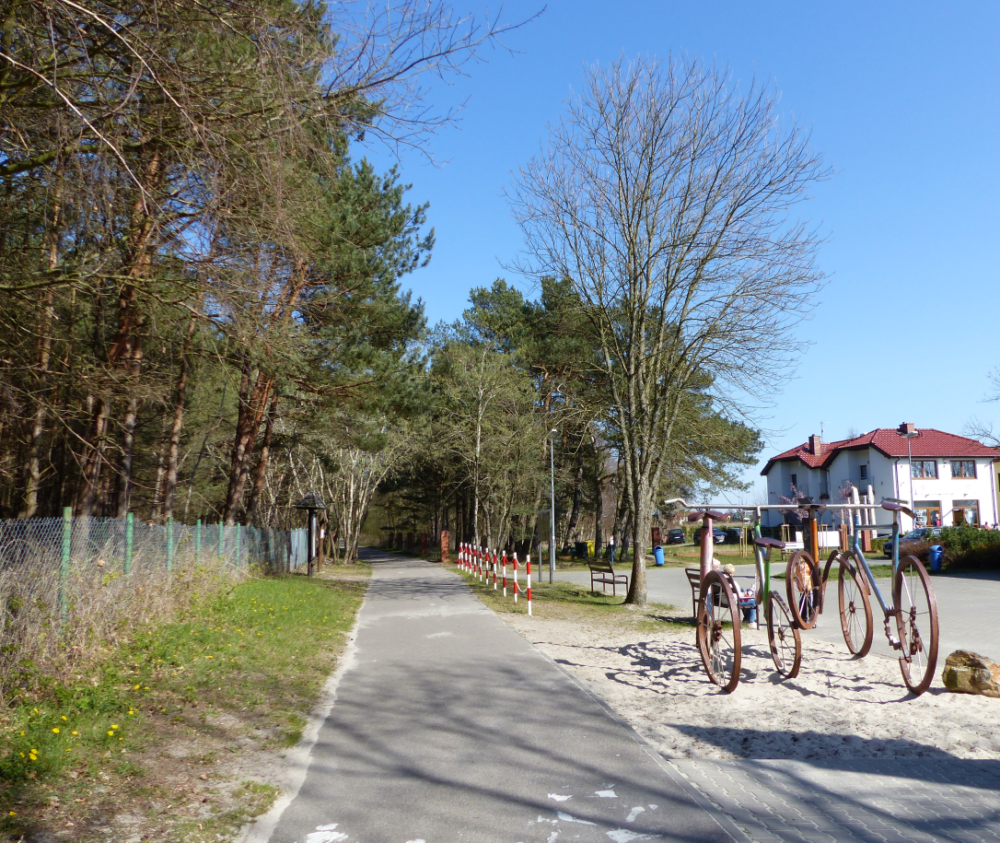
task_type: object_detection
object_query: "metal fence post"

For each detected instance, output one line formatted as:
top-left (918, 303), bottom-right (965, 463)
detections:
top-left (235, 524), bottom-right (241, 567)
top-left (195, 518), bottom-right (201, 560)
top-left (166, 517), bottom-right (174, 573)
top-left (60, 507), bottom-right (71, 629)
top-left (125, 512), bottom-right (133, 575)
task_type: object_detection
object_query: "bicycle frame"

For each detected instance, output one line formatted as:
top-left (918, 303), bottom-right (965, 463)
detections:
top-left (849, 507), bottom-right (902, 617)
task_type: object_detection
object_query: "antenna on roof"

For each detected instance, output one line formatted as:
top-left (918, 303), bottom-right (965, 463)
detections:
top-left (820, 421), bottom-right (824, 439)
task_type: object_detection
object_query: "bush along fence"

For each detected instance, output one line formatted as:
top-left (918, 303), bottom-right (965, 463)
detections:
top-left (0, 510), bottom-right (310, 699)
top-left (457, 543), bottom-right (532, 616)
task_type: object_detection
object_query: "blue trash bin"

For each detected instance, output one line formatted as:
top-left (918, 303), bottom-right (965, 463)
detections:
top-left (929, 545), bottom-right (943, 572)
top-left (653, 545), bottom-right (665, 566)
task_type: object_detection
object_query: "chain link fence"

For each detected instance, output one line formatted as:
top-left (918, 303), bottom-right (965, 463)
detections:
top-left (0, 512), bottom-right (309, 697)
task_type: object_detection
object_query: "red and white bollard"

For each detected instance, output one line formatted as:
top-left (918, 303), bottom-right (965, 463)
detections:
top-left (479, 546), bottom-right (484, 581)
top-left (502, 552), bottom-right (508, 597)
top-left (513, 552), bottom-right (519, 603)
top-left (526, 554), bottom-right (532, 616)
top-left (492, 549), bottom-right (498, 589)
top-left (460, 542), bottom-right (465, 571)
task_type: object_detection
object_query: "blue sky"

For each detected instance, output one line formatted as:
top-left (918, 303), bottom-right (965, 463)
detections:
top-left (360, 1), bottom-right (1000, 499)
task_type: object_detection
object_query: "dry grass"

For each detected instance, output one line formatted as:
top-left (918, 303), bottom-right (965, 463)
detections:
top-left (0, 564), bottom-right (369, 842)
top-left (0, 541), bottom-right (247, 702)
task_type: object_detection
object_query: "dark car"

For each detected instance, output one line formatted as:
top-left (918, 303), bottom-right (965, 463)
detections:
top-left (693, 527), bottom-right (726, 545)
top-left (883, 527), bottom-right (941, 558)
top-left (665, 528), bottom-right (686, 544)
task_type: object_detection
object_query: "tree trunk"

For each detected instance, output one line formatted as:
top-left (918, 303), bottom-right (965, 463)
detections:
top-left (564, 450), bottom-right (584, 550)
top-left (115, 333), bottom-right (144, 517)
top-left (244, 394), bottom-right (278, 524)
top-left (222, 362), bottom-right (272, 524)
top-left (162, 315), bottom-right (198, 521)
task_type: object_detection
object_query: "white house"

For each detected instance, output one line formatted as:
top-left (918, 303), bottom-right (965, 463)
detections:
top-left (761, 424), bottom-right (1000, 532)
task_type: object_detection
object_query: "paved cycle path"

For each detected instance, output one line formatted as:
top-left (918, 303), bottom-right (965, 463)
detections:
top-left (250, 550), bottom-right (738, 843)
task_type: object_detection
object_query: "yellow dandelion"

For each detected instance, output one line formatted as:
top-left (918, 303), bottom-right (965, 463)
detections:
top-left (107, 731), bottom-right (114, 737)
top-left (144, 686), bottom-right (149, 690)
top-left (71, 731), bottom-right (78, 736)
top-left (32, 708), bottom-right (38, 714)
top-left (111, 724), bottom-right (119, 729)
top-left (52, 728), bottom-right (60, 734)
top-left (18, 752), bottom-right (24, 759)
top-left (60, 716), bottom-right (67, 721)
top-left (134, 684), bottom-right (141, 690)
top-left (8, 810), bottom-right (15, 816)
top-left (19, 731), bottom-right (24, 736)
top-left (118, 737), bottom-right (123, 741)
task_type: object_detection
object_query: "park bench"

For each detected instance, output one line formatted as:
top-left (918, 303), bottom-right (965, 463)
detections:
top-left (589, 562), bottom-right (628, 597)
top-left (685, 568), bottom-right (701, 617)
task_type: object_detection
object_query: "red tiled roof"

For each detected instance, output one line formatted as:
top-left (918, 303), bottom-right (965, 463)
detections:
top-left (761, 428), bottom-right (999, 476)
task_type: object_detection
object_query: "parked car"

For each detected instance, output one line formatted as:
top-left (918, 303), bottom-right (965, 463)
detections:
top-left (693, 527), bottom-right (726, 545)
top-left (883, 527), bottom-right (941, 558)
top-left (665, 528), bottom-right (686, 544)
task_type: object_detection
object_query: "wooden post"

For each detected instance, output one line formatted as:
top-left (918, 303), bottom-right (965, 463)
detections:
top-left (700, 514), bottom-right (713, 582)
top-left (439, 530), bottom-right (450, 563)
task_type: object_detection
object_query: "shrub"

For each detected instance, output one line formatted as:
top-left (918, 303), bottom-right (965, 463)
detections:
top-left (938, 526), bottom-right (1000, 571)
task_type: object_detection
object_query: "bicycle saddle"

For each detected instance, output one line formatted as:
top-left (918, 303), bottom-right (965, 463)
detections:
top-left (881, 500), bottom-right (915, 517)
top-left (754, 537), bottom-right (785, 550)
top-left (687, 510), bottom-right (726, 521)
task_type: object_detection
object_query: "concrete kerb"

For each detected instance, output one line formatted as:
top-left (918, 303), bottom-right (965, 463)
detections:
top-left (235, 592), bottom-right (368, 843)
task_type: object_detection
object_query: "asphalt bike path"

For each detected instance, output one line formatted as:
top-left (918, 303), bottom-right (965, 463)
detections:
top-left (252, 550), bottom-right (740, 843)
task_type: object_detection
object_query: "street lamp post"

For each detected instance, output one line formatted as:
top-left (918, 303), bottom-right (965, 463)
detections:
top-left (897, 423), bottom-right (919, 527)
top-left (548, 428), bottom-right (558, 584)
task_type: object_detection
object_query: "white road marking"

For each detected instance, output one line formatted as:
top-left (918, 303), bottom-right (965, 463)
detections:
top-left (595, 790), bottom-right (617, 798)
top-left (548, 793), bottom-right (572, 802)
top-left (557, 812), bottom-right (596, 826)
top-left (626, 806), bottom-right (645, 823)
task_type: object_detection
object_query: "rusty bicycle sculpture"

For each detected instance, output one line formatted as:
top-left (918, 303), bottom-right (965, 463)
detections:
top-left (666, 502), bottom-right (803, 693)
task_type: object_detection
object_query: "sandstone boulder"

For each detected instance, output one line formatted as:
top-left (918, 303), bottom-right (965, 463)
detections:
top-left (941, 650), bottom-right (1000, 697)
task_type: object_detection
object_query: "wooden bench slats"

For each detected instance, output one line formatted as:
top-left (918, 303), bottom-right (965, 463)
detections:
top-left (588, 563), bottom-right (628, 597)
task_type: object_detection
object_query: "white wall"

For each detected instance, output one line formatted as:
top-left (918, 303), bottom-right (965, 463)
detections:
top-left (764, 451), bottom-right (1000, 531)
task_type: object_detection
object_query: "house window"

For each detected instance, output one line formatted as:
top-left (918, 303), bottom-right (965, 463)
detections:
top-left (859, 464), bottom-right (868, 480)
top-left (911, 460), bottom-right (937, 479)
top-left (914, 500), bottom-right (941, 527)
top-left (790, 473), bottom-right (797, 489)
top-left (951, 460), bottom-right (977, 479)
top-left (953, 500), bottom-right (979, 526)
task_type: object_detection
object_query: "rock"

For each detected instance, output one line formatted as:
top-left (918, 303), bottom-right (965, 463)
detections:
top-left (942, 650), bottom-right (1000, 697)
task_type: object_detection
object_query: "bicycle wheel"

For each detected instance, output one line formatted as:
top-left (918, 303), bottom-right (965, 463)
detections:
top-left (839, 552), bottom-right (874, 657)
top-left (696, 571), bottom-right (742, 692)
top-left (765, 592), bottom-right (801, 679)
top-left (786, 550), bottom-right (822, 629)
top-left (893, 555), bottom-right (939, 695)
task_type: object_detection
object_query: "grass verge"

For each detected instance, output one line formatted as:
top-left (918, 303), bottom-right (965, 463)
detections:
top-left (450, 563), bottom-right (690, 634)
top-left (0, 563), bottom-right (369, 843)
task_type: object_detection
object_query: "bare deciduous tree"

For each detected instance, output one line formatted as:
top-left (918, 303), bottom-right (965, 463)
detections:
top-left (508, 55), bottom-right (828, 604)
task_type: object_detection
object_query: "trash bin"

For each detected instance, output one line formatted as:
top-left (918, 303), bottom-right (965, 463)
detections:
top-left (575, 541), bottom-right (589, 559)
top-left (929, 545), bottom-right (944, 572)
top-left (653, 545), bottom-right (665, 566)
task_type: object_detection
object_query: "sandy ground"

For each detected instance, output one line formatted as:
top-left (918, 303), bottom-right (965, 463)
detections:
top-left (499, 610), bottom-right (1000, 763)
